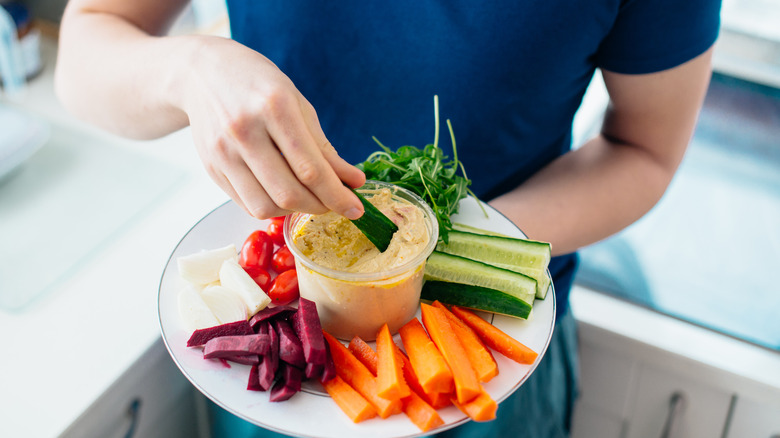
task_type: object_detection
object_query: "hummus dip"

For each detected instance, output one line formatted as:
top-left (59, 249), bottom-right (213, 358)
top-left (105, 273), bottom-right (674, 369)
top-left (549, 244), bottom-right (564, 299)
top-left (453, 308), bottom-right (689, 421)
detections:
top-left (294, 188), bottom-right (430, 273)
top-left (287, 184), bottom-right (437, 341)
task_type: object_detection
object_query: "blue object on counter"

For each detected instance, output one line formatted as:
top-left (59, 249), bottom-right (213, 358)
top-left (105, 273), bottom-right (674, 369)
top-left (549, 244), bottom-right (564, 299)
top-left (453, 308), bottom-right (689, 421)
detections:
top-left (0, 4), bottom-right (25, 97)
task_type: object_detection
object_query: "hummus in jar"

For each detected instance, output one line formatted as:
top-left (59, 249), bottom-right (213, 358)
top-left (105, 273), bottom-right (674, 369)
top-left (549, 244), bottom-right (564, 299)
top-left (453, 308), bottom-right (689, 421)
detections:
top-left (294, 188), bottom-right (430, 273)
top-left (286, 183), bottom-right (438, 341)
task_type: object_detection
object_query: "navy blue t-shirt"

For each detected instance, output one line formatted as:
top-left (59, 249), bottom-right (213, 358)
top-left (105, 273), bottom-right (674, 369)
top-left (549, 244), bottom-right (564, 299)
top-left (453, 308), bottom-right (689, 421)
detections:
top-left (225, 0), bottom-right (720, 318)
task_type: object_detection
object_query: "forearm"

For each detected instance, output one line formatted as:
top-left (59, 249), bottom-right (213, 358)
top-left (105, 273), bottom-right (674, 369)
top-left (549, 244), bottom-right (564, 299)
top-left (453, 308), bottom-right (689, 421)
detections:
top-left (489, 134), bottom-right (679, 256)
top-left (55, 5), bottom-right (193, 139)
top-left (55, 0), bottom-right (366, 220)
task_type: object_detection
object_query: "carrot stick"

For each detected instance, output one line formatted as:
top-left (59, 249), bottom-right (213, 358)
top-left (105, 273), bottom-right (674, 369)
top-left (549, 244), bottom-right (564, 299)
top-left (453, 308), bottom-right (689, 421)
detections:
top-left (419, 303), bottom-right (482, 404)
top-left (394, 344), bottom-right (444, 431)
top-left (402, 391), bottom-right (445, 432)
top-left (451, 387), bottom-right (497, 422)
top-left (398, 317), bottom-right (454, 394)
top-left (344, 336), bottom-right (443, 431)
top-left (376, 323), bottom-right (411, 400)
top-left (449, 305), bottom-right (538, 364)
top-left (432, 301), bottom-right (498, 382)
top-left (323, 331), bottom-right (402, 418)
top-left (321, 375), bottom-right (378, 423)
top-left (348, 336), bottom-right (378, 375)
top-left (395, 345), bottom-right (452, 409)
top-left (421, 389), bottom-right (452, 410)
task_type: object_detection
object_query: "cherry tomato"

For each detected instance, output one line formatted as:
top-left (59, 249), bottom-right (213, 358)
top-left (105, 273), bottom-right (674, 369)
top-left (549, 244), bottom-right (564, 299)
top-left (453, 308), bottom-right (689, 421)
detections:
top-left (268, 269), bottom-right (299, 305)
top-left (267, 220), bottom-right (285, 246)
top-left (243, 265), bottom-right (272, 291)
top-left (270, 215), bottom-right (286, 226)
top-left (272, 245), bottom-right (296, 273)
top-left (239, 230), bottom-right (274, 271)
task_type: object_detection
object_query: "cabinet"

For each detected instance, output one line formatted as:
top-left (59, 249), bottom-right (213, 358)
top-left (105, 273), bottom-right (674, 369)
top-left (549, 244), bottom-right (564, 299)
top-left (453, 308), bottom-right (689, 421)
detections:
top-left (60, 338), bottom-right (201, 438)
top-left (570, 332), bottom-right (635, 438)
top-left (726, 394), bottom-right (780, 438)
top-left (625, 364), bottom-right (732, 438)
top-left (571, 311), bottom-right (780, 438)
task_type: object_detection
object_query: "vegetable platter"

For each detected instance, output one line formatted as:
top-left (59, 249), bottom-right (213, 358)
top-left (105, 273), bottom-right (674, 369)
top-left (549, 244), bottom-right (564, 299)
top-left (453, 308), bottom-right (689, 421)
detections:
top-left (158, 197), bottom-right (555, 438)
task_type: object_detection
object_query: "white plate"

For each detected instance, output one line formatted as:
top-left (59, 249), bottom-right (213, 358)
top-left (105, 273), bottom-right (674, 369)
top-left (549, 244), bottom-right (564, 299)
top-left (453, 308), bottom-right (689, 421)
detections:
top-left (158, 196), bottom-right (555, 438)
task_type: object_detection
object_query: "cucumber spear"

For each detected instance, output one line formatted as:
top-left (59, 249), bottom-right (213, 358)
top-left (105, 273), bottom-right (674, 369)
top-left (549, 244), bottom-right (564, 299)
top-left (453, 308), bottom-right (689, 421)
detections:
top-left (349, 189), bottom-right (398, 252)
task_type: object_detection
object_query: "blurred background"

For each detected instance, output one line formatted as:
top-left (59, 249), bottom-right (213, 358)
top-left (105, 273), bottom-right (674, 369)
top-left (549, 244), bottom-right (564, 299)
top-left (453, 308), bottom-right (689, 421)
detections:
top-left (1, 1), bottom-right (778, 438)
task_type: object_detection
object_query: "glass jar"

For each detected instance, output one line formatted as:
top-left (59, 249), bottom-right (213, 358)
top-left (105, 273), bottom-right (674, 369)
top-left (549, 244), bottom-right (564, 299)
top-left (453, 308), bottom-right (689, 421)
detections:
top-left (284, 181), bottom-right (438, 341)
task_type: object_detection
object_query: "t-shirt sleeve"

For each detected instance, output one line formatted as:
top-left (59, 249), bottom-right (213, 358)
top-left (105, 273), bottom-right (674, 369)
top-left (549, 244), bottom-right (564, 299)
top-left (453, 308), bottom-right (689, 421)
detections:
top-left (595, 0), bottom-right (722, 74)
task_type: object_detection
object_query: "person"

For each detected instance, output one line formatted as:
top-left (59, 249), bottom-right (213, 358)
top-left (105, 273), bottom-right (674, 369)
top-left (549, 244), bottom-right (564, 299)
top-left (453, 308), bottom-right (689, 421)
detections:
top-left (55, 1), bottom-right (722, 436)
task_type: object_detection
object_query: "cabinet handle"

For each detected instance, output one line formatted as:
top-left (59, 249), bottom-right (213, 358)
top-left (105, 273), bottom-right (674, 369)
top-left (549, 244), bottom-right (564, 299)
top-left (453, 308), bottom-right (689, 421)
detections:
top-left (659, 391), bottom-right (687, 438)
top-left (123, 398), bottom-right (142, 438)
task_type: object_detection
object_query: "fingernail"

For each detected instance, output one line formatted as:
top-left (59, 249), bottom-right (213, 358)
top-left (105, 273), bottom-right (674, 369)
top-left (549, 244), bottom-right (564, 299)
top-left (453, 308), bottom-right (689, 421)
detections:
top-left (344, 207), bottom-right (363, 220)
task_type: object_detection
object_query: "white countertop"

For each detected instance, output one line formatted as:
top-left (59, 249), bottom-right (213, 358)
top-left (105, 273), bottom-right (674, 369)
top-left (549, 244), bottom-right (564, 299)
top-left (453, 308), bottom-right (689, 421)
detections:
top-left (0, 37), bottom-right (227, 437)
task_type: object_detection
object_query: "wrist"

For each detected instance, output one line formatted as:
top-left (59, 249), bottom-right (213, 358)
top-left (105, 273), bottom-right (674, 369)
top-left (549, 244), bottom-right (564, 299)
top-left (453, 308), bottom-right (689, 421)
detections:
top-left (154, 35), bottom-right (204, 124)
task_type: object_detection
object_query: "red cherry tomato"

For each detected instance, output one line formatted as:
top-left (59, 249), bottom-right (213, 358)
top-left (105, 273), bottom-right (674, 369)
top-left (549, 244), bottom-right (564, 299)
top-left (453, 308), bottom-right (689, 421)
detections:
top-left (270, 215), bottom-right (286, 226)
top-left (268, 269), bottom-right (299, 305)
top-left (239, 230), bottom-right (274, 271)
top-left (267, 220), bottom-right (285, 246)
top-left (272, 245), bottom-right (296, 273)
top-left (242, 265), bottom-right (272, 291)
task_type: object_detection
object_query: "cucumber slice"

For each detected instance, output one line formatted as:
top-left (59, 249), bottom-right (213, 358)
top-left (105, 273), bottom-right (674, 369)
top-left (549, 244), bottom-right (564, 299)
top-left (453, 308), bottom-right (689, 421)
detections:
top-left (349, 189), bottom-right (399, 252)
top-left (500, 265), bottom-right (551, 300)
top-left (436, 229), bottom-right (552, 299)
top-left (421, 280), bottom-right (532, 319)
top-left (424, 251), bottom-right (536, 306)
top-left (438, 229), bottom-right (551, 269)
top-left (452, 222), bottom-right (507, 237)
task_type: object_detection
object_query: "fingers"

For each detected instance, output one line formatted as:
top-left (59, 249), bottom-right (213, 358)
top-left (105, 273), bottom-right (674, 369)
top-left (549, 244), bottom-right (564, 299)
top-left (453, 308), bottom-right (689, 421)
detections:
top-left (261, 96), bottom-right (365, 219)
top-left (202, 151), bottom-right (287, 218)
top-left (243, 141), bottom-right (330, 217)
top-left (300, 103), bottom-right (367, 190)
top-left (207, 167), bottom-right (249, 214)
top-left (192, 77), bottom-right (365, 220)
top-left (209, 121), bottom-right (329, 218)
top-left (321, 140), bottom-right (367, 189)
top-left (224, 161), bottom-right (298, 219)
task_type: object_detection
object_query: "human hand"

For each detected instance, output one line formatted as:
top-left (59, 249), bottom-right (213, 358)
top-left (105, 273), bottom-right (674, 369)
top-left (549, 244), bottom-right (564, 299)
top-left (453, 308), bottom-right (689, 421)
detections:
top-left (179, 36), bottom-right (366, 220)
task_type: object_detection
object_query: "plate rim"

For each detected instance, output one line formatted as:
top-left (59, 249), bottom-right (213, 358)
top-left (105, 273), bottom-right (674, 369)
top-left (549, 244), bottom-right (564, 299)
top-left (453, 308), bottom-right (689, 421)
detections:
top-left (158, 197), bottom-right (556, 437)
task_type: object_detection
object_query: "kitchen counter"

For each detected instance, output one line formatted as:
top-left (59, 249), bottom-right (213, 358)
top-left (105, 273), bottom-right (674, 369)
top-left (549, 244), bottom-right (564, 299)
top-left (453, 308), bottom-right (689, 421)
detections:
top-left (0, 37), bottom-right (227, 437)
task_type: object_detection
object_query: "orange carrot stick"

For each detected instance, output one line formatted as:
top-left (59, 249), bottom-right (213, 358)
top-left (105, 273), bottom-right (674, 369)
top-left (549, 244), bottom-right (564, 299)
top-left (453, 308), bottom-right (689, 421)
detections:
top-left (323, 331), bottom-right (402, 419)
top-left (451, 387), bottom-right (497, 422)
top-left (420, 303), bottom-right (482, 404)
top-left (402, 391), bottom-right (445, 432)
top-left (394, 344), bottom-right (444, 431)
top-left (376, 323), bottom-right (411, 400)
top-left (348, 336), bottom-right (378, 375)
top-left (421, 389), bottom-right (452, 410)
top-left (344, 336), bottom-right (443, 431)
top-left (449, 306), bottom-right (538, 364)
top-left (321, 375), bottom-right (378, 423)
top-left (395, 345), bottom-right (452, 410)
top-left (398, 317), bottom-right (454, 394)
top-left (432, 301), bottom-right (498, 382)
